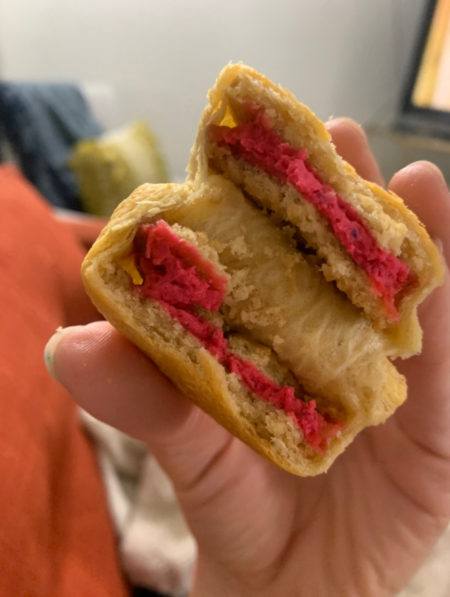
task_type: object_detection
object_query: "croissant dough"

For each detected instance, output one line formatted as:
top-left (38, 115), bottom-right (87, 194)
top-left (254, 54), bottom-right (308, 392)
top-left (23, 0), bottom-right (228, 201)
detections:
top-left (188, 63), bottom-right (445, 356)
top-left (82, 64), bottom-right (444, 476)
top-left (83, 180), bottom-right (406, 476)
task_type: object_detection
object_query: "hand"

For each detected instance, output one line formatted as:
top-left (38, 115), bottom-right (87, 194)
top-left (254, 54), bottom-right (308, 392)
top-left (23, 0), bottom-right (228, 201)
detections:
top-left (44, 120), bottom-right (450, 597)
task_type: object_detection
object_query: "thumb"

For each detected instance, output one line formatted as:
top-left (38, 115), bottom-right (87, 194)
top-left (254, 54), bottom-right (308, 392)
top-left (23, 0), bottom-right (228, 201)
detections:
top-left (43, 321), bottom-right (255, 502)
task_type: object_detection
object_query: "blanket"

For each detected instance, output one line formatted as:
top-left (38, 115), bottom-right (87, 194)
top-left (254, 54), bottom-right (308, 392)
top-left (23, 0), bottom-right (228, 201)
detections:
top-left (0, 82), bottom-right (102, 210)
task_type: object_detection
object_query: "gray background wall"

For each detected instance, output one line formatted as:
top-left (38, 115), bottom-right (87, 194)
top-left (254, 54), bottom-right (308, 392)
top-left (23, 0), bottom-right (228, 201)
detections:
top-left (0, 0), bottom-right (439, 181)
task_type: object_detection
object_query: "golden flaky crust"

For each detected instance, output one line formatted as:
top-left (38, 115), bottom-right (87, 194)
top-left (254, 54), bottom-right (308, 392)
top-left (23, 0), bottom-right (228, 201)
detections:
top-left (367, 181), bottom-right (444, 350)
top-left (187, 63), bottom-right (445, 357)
top-left (82, 63), bottom-right (442, 476)
top-left (83, 181), bottom-right (406, 476)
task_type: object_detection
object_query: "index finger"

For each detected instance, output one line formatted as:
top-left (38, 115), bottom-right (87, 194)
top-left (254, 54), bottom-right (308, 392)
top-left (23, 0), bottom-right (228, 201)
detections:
top-left (326, 117), bottom-right (385, 186)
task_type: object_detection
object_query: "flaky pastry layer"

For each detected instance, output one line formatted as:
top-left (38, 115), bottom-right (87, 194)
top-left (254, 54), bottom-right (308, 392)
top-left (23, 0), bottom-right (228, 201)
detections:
top-left (188, 63), bottom-right (445, 357)
top-left (82, 181), bottom-right (406, 476)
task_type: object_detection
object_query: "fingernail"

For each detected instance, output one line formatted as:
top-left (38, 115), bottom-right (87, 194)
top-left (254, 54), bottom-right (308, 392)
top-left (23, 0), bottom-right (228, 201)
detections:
top-left (434, 238), bottom-right (444, 254)
top-left (44, 325), bottom-right (85, 380)
top-left (433, 237), bottom-right (445, 262)
top-left (433, 237), bottom-right (449, 269)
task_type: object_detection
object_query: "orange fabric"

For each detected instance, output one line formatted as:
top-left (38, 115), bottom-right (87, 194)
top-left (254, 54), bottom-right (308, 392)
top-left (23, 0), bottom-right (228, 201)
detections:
top-left (0, 165), bottom-right (129, 597)
top-left (57, 214), bottom-right (107, 253)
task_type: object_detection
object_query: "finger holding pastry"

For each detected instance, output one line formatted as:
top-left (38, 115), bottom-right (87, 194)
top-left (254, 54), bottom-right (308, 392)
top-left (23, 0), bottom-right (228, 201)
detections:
top-left (387, 161), bottom-right (450, 460)
top-left (325, 117), bottom-right (385, 186)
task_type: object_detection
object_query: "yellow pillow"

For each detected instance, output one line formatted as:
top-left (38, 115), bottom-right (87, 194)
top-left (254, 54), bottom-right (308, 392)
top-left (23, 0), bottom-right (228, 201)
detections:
top-left (70, 121), bottom-right (168, 216)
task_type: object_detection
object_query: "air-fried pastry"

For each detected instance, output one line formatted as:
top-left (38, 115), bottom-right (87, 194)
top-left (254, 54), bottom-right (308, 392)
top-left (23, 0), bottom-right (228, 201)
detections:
top-left (82, 64), bottom-right (444, 476)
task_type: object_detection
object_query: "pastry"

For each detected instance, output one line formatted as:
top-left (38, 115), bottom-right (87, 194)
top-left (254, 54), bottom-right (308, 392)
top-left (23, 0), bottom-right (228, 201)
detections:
top-left (82, 179), bottom-right (406, 476)
top-left (188, 64), bottom-right (444, 356)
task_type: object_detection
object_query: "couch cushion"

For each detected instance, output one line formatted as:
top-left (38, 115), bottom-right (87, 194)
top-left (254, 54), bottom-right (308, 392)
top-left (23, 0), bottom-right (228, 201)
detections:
top-left (69, 121), bottom-right (168, 216)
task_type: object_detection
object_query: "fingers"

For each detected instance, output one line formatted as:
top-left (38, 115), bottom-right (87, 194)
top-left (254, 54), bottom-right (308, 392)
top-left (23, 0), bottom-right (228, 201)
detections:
top-left (326, 117), bottom-right (385, 186)
top-left (56, 214), bottom-right (106, 251)
top-left (44, 321), bottom-right (261, 497)
top-left (45, 322), bottom-right (300, 575)
top-left (389, 162), bottom-right (450, 456)
top-left (46, 321), bottom-right (192, 440)
top-left (389, 161), bottom-right (450, 262)
top-left (389, 161), bottom-right (450, 361)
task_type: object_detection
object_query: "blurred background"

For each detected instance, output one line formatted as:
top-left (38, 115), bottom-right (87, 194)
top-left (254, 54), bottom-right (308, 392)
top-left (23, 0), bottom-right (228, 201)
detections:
top-left (0, 2), bottom-right (449, 596)
top-left (0, 0), bottom-right (449, 216)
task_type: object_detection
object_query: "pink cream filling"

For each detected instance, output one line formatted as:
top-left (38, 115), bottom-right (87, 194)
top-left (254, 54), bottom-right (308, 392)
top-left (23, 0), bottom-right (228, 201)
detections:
top-left (210, 106), bottom-right (413, 320)
top-left (134, 220), bottom-right (340, 451)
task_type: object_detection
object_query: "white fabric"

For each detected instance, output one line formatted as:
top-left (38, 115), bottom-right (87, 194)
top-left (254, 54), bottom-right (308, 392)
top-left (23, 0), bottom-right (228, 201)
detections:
top-left (80, 411), bottom-right (196, 596)
top-left (398, 526), bottom-right (450, 597)
top-left (81, 82), bottom-right (119, 130)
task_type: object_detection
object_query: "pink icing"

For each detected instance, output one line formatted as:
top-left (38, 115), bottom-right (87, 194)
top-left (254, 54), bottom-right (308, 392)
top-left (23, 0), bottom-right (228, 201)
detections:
top-left (210, 107), bottom-right (413, 319)
top-left (133, 221), bottom-right (341, 451)
top-left (136, 222), bottom-right (227, 311)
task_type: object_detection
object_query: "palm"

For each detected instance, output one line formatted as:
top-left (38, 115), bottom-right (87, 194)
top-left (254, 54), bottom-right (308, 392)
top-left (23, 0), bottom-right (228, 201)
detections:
top-left (183, 402), bottom-right (449, 596)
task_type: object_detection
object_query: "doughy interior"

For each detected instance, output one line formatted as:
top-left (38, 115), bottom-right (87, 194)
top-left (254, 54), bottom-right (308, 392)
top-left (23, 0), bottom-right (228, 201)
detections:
top-left (99, 256), bottom-right (325, 463)
top-left (208, 103), bottom-right (412, 320)
top-left (100, 180), bottom-right (405, 466)
top-left (165, 182), bottom-right (392, 414)
top-left (131, 219), bottom-right (342, 451)
top-left (131, 181), bottom-right (402, 431)
top-left (199, 80), bottom-right (429, 330)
